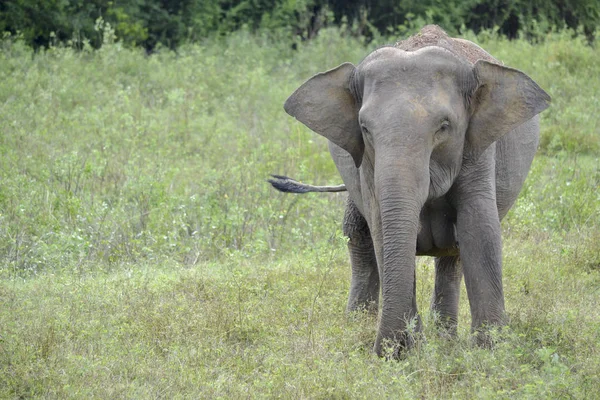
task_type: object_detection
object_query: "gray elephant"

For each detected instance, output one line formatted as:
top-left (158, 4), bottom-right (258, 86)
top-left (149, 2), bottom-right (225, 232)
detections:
top-left (269, 25), bottom-right (550, 356)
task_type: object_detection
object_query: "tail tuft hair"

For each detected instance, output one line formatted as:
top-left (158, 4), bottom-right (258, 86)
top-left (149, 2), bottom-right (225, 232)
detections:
top-left (267, 175), bottom-right (312, 193)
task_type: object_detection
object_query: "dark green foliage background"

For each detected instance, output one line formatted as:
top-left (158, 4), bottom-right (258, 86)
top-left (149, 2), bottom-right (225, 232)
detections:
top-left (1, 0), bottom-right (599, 50)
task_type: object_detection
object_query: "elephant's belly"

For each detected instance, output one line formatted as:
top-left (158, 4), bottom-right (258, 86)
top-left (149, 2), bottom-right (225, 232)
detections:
top-left (416, 200), bottom-right (459, 257)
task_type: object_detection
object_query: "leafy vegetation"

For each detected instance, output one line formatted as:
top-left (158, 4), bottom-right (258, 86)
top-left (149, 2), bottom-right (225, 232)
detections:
top-left (0, 27), bottom-right (599, 397)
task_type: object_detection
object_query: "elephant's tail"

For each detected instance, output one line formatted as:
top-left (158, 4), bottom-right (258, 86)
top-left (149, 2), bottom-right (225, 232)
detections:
top-left (267, 175), bottom-right (346, 193)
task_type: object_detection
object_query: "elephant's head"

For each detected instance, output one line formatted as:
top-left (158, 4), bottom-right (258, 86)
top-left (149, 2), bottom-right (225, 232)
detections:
top-left (285, 46), bottom-right (549, 189)
top-left (284, 46), bottom-right (550, 352)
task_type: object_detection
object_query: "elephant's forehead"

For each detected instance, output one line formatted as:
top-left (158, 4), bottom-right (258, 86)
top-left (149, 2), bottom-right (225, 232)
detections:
top-left (359, 46), bottom-right (470, 82)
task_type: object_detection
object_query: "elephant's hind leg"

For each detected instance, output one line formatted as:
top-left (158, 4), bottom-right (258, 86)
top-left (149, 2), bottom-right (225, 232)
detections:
top-left (344, 198), bottom-right (379, 313)
top-left (431, 255), bottom-right (462, 336)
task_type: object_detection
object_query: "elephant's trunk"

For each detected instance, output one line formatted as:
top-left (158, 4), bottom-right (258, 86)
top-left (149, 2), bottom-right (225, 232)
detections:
top-left (373, 150), bottom-right (430, 355)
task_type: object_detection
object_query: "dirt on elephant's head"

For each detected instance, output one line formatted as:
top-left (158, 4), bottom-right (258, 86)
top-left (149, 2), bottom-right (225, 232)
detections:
top-left (395, 25), bottom-right (453, 51)
top-left (396, 25), bottom-right (500, 65)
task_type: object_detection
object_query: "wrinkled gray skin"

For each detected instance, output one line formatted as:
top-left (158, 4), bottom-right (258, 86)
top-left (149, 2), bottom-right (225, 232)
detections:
top-left (279, 26), bottom-right (550, 356)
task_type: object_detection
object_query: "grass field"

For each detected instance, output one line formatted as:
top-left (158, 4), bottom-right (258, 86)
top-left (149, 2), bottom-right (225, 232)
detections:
top-left (1, 28), bottom-right (599, 398)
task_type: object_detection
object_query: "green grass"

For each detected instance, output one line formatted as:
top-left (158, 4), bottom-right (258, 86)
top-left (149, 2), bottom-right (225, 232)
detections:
top-left (1, 28), bottom-right (599, 398)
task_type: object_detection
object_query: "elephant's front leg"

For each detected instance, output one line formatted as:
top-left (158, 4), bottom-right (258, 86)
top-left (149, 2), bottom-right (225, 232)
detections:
top-left (431, 255), bottom-right (462, 336)
top-left (343, 198), bottom-right (379, 313)
top-left (452, 154), bottom-right (506, 345)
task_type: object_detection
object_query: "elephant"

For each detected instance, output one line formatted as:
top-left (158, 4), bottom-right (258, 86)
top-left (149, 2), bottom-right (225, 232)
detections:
top-left (269, 25), bottom-right (550, 356)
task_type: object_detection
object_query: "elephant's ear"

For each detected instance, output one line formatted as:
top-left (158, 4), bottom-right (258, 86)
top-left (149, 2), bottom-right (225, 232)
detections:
top-left (284, 63), bottom-right (364, 167)
top-left (466, 60), bottom-right (551, 158)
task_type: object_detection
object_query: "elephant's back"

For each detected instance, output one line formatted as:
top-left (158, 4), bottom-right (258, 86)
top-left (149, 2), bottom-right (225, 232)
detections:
top-left (395, 25), bottom-right (500, 66)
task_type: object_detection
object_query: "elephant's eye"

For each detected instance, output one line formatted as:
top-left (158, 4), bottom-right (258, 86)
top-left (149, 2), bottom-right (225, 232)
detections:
top-left (361, 124), bottom-right (372, 138)
top-left (438, 119), bottom-right (450, 133)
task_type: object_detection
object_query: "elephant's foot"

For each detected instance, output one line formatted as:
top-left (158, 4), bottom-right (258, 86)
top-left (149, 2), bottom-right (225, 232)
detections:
top-left (468, 298), bottom-right (507, 348)
top-left (470, 319), bottom-right (506, 348)
top-left (373, 314), bottom-right (423, 358)
top-left (374, 336), bottom-right (414, 359)
top-left (433, 315), bottom-right (458, 339)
